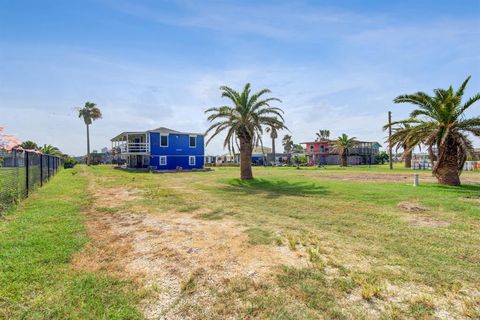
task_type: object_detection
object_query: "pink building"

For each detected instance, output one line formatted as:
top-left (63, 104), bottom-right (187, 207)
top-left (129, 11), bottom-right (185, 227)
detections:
top-left (302, 139), bottom-right (381, 165)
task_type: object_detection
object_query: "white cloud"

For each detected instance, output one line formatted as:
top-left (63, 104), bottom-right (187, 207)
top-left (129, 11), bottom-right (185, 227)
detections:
top-left (108, 0), bottom-right (382, 41)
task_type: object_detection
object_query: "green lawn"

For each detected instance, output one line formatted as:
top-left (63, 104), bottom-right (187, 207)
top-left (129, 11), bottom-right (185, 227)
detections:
top-left (0, 167), bottom-right (142, 319)
top-left (1, 165), bottom-right (479, 319)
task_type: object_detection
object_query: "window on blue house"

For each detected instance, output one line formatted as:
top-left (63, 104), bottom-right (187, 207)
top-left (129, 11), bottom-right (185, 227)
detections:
top-left (189, 135), bottom-right (196, 148)
top-left (189, 156), bottom-right (196, 166)
top-left (160, 135), bottom-right (168, 147)
top-left (160, 156), bottom-right (167, 165)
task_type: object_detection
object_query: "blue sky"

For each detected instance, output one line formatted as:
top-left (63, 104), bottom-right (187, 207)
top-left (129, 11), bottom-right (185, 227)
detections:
top-left (1, 0), bottom-right (479, 155)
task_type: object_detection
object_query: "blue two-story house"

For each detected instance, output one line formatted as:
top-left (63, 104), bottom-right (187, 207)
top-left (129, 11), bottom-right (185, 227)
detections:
top-left (111, 127), bottom-right (205, 170)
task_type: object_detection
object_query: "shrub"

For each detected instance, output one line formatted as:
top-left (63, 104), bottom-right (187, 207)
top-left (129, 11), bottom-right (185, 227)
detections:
top-left (63, 156), bottom-right (77, 169)
top-left (375, 151), bottom-right (389, 164)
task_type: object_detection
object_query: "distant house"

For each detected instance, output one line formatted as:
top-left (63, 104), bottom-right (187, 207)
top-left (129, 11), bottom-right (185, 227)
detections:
top-left (214, 153), bottom-right (236, 165)
top-left (302, 139), bottom-right (381, 165)
top-left (233, 146), bottom-right (289, 165)
top-left (204, 155), bottom-right (217, 165)
top-left (111, 127), bottom-right (204, 170)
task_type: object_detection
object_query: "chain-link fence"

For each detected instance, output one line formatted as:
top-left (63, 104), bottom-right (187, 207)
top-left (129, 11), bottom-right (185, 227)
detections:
top-left (0, 149), bottom-right (63, 213)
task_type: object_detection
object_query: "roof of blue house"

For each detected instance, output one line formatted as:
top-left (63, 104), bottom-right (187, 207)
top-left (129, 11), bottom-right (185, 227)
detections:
top-left (111, 127), bottom-right (203, 141)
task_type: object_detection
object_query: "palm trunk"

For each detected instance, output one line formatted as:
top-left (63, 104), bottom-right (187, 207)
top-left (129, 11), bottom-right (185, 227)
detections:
top-left (341, 150), bottom-right (347, 167)
top-left (86, 124), bottom-right (91, 166)
top-left (433, 136), bottom-right (461, 186)
top-left (271, 137), bottom-right (276, 165)
top-left (428, 146), bottom-right (437, 167)
top-left (404, 147), bottom-right (412, 168)
top-left (239, 137), bottom-right (253, 180)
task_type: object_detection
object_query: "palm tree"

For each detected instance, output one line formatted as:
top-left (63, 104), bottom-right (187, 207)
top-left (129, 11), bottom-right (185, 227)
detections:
top-left (388, 124), bottom-right (415, 168)
top-left (78, 102), bottom-right (102, 166)
top-left (332, 134), bottom-right (357, 167)
top-left (293, 143), bottom-right (305, 153)
top-left (282, 134), bottom-right (294, 164)
top-left (19, 140), bottom-right (39, 150)
top-left (205, 83), bottom-right (286, 180)
top-left (40, 144), bottom-right (61, 156)
top-left (266, 124), bottom-right (282, 165)
top-left (316, 129), bottom-right (330, 141)
top-left (387, 76), bottom-right (480, 185)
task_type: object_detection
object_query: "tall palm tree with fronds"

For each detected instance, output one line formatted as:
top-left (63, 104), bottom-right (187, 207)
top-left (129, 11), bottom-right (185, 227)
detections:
top-left (40, 144), bottom-right (61, 156)
top-left (266, 124), bottom-right (283, 165)
top-left (388, 123), bottom-right (415, 168)
top-left (332, 134), bottom-right (357, 167)
top-left (386, 76), bottom-right (480, 185)
top-left (282, 134), bottom-right (294, 164)
top-left (205, 83), bottom-right (286, 180)
top-left (78, 102), bottom-right (102, 166)
top-left (316, 129), bottom-right (330, 141)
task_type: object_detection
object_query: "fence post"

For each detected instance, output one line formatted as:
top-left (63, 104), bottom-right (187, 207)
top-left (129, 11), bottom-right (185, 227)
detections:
top-left (47, 155), bottom-right (50, 179)
top-left (40, 154), bottom-right (43, 187)
top-left (25, 151), bottom-right (29, 197)
top-left (13, 150), bottom-right (18, 199)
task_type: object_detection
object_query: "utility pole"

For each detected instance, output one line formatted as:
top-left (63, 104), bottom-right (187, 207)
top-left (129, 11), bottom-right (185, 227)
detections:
top-left (388, 111), bottom-right (393, 170)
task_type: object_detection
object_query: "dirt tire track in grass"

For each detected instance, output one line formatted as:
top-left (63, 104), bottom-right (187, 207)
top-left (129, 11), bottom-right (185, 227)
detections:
top-left (311, 172), bottom-right (480, 184)
top-left (73, 169), bottom-right (307, 319)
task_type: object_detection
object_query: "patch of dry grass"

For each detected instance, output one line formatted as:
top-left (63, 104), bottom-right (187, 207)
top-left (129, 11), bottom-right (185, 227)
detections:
top-left (77, 165), bottom-right (480, 319)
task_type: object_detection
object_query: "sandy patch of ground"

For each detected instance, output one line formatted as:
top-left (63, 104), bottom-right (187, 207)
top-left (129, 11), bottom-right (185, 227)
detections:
top-left (396, 201), bottom-right (451, 227)
top-left (93, 186), bottom-right (142, 208)
top-left (406, 215), bottom-right (451, 228)
top-left (73, 178), bottom-right (307, 319)
top-left (396, 201), bottom-right (450, 227)
top-left (397, 201), bottom-right (428, 212)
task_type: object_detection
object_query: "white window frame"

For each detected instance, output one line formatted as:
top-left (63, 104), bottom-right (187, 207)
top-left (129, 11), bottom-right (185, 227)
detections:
top-left (189, 135), bottom-right (196, 148)
top-left (159, 156), bottom-right (167, 166)
top-left (189, 156), bottom-right (196, 166)
top-left (160, 134), bottom-right (168, 147)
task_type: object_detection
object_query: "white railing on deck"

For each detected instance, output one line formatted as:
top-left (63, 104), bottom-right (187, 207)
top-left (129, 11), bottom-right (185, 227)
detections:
top-left (119, 142), bottom-right (149, 153)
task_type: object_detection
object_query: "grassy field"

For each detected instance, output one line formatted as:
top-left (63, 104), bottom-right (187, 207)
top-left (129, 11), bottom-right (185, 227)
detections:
top-left (1, 164), bottom-right (479, 319)
top-left (0, 168), bottom-right (142, 319)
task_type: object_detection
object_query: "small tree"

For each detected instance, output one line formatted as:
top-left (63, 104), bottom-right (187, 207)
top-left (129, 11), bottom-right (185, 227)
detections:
top-left (332, 134), bottom-right (357, 167)
top-left (293, 154), bottom-right (307, 169)
top-left (376, 151), bottom-right (389, 164)
top-left (282, 134), bottom-right (294, 163)
top-left (63, 155), bottom-right (78, 169)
